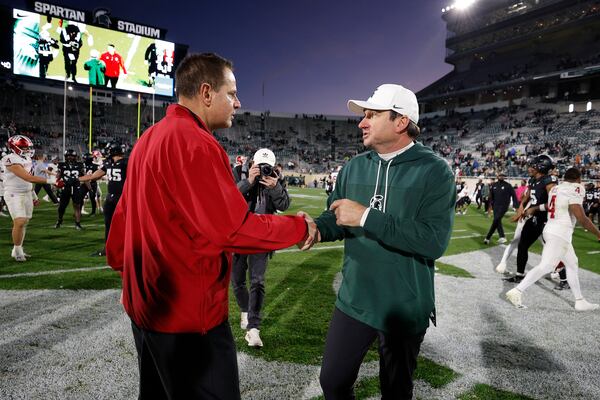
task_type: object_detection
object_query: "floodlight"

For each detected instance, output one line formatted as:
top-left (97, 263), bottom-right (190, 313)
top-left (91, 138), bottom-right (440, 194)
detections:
top-left (586, 101), bottom-right (592, 111)
top-left (455, 0), bottom-right (476, 10)
top-left (568, 104), bottom-right (574, 113)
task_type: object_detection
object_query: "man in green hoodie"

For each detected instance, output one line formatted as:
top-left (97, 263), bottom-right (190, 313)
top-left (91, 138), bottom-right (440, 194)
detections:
top-left (304, 84), bottom-right (455, 399)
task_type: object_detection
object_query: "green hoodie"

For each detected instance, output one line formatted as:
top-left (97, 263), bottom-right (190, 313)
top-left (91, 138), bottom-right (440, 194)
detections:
top-left (315, 142), bottom-right (455, 334)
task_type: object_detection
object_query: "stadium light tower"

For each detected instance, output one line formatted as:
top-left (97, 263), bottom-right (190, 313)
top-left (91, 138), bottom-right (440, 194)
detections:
top-left (455, 0), bottom-right (477, 10)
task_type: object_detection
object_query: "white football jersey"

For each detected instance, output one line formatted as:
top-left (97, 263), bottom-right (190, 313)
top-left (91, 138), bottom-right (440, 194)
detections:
top-left (543, 181), bottom-right (584, 243)
top-left (2, 153), bottom-right (34, 193)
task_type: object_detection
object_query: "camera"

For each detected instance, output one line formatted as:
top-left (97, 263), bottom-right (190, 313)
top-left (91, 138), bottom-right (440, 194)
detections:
top-left (259, 163), bottom-right (275, 177)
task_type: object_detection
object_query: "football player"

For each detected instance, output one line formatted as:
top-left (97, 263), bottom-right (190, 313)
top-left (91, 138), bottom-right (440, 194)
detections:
top-left (79, 142), bottom-right (128, 256)
top-left (2, 135), bottom-right (56, 261)
top-left (506, 167), bottom-right (600, 311)
top-left (504, 155), bottom-right (557, 283)
top-left (55, 149), bottom-right (85, 230)
top-left (79, 152), bottom-right (99, 216)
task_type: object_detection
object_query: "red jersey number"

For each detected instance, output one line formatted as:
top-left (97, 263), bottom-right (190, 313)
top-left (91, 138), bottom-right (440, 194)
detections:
top-left (548, 195), bottom-right (556, 219)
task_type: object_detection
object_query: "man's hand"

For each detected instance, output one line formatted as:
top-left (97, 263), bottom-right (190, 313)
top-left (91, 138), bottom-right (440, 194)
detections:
top-left (247, 164), bottom-right (260, 185)
top-left (33, 199), bottom-right (40, 207)
top-left (46, 175), bottom-right (57, 185)
top-left (260, 175), bottom-right (278, 189)
top-left (330, 199), bottom-right (367, 227)
top-left (296, 211), bottom-right (320, 250)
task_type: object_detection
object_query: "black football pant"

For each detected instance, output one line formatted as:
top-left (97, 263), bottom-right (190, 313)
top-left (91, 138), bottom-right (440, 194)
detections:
top-left (516, 218), bottom-right (545, 275)
top-left (34, 183), bottom-right (59, 204)
top-left (79, 183), bottom-right (98, 214)
top-left (57, 185), bottom-right (82, 222)
top-left (485, 207), bottom-right (507, 240)
top-left (131, 319), bottom-right (241, 400)
top-left (103, 195), bottom-right (119, 243)
top-left (320, 308), bottom-right (425, 400)
top-left (231, 252), bottom-right (269, 330)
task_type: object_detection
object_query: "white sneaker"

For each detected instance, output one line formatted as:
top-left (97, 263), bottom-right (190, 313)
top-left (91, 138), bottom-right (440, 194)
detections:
top-left (496, 261), bottom-right (507, 274)
top-left (245, 328), bottom-right (263, 347)
top-left (575, 299), bottom-right (599, 312)
top-left (549, 271), bottom-right (560, 281)
top-left (81, 209), bottom-right (89, 215)
top-left (498, 237), bottom-right (507, 244)
top-left (506, 288), bottom-right (525, 308)
top-left (11, 248), bottom-right (30, 258)
top-left (240, 312), bottom-right (248, 330)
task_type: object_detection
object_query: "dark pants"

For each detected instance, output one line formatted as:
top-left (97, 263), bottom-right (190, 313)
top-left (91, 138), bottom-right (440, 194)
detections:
top-left (57, 184), bottom-right (82, 222)
top-left (231, 252), bottom-right (269, 329)
top-left (320, 308), bottom-right (426, 400)
top-left (131, 319), bottom-right (241, 400)
top-left (516, 217), bottom-right (545, 275)
top-left (475, 193), bottom-right (482, 208)
top-left (485, 207), bottom-right (507, 240)
top-left (105, 76), bottom-right (119, 88)
top-left (79, 182), bottom-right (97, 214)
top-left (34, 183), bottom-right (59, 204)
top-left (103, 195), bottom-right (119, 243)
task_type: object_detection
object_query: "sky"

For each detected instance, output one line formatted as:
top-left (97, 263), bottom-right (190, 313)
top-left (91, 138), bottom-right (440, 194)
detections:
top-left (8, 0), bottom-right (454, 115)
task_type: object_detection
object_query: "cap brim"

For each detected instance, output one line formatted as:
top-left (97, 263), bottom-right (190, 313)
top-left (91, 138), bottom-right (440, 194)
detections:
top-left (347, 100), bottom-right (390, 115)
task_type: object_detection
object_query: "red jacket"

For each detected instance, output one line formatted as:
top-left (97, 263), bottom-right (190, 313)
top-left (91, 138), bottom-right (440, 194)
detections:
top-left (106, 104), bottom-right (307, 333)
top-left (100, 52), bottom-right (127, 77)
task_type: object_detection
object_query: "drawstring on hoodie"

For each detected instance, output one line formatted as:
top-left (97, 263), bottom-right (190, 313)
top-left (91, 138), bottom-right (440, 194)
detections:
top-left (371, 157), bottom-right (394, 213)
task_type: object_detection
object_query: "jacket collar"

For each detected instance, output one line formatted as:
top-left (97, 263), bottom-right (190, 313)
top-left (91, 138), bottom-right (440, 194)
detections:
top-left (167, 104), bottom-right (210, 132)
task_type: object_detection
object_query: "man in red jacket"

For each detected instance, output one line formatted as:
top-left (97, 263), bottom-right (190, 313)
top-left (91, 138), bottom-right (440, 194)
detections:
top-left (100, 44), bottom-right (127, 88)
top-left (106, 53), bottom-right (314, 399)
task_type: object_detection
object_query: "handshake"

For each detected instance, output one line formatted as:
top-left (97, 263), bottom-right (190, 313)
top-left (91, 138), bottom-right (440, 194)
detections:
top-left (295, 199), bottom-right (368, 250)
top-left (296, 211), bottom-right (320, 251)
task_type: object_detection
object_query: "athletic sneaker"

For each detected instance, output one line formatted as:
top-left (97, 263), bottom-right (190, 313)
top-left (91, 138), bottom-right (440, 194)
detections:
top-left (503, 274), bottom-right (524, 283)
top-left (240, 312), bottom-right (248, 330)
top-left (75, 223), bottom-right (83, 231)
top-left (498, 237), bottom-right (507, 244)
top-left (245, 328), bottom-right (263, 347)
top-left (495, 261), bottom-right (507, 274)
top-left (483, 238), bottom-right (490, 245)
top-left (575, 299), bottom-right (599, 311)
top-left (90, 249), bottom-right (106, 257)
top-left (554, 281), bottom-right (570, 290)
top-left (12, 254), bottom-right (26, 262)
top-left (549, 272), bottom-right (560, 281)
top-left (505, 288), bottom-right (524, 308)
top-left (55, 221), bottom-right (62, 229)
top-left (81, 209), bottom-right (89, 215)
top-left (11, 248), bottom-right (30, 258)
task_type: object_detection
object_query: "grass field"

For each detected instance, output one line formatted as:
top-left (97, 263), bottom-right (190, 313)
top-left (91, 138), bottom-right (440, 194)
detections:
top-left (1, 186), bottom-right (598, 399)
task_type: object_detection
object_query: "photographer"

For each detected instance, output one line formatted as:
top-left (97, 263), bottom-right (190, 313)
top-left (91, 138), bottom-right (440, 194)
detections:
top-left (232, 148), bottom-right (290, 347)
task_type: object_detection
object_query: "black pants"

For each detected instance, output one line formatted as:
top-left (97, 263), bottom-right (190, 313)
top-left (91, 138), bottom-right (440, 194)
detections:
top-left (34, 183), bottom-right (59, 204)
top-left (105, 76), bottom-right (119, 88)
top-left (485, 207), bottom-right (507, 240)
top-left (475, 193), bottom-right (482, 208)
top-left (131, 319), bottom-right (241, 400)
top-left (320, 308), bottom-right (426, 400)
top-left (79, 182), bottom-right (97, 214)
top-left (516, 217), bottom-right (545, 275)
top-left (57, 184), bottom-right (83, 222)
top-left (231, 253), bottom-right (269, 329)
top-left (103, 195), bottom-right (119, 243)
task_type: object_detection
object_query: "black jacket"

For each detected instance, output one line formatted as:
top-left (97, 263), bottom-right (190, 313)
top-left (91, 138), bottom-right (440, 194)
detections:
top-left (236, 172), bottom-right (290, 215)
top-left (490, 180), bottom-right (518, 210)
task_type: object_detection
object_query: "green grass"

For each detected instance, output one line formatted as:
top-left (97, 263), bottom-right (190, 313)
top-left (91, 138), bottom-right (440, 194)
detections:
top-left (436, 261), bottom-right (474, 278)
top-left (458, 384), bottom-right (536, 400)
top-left (2, 186), bottom-right (597, 399)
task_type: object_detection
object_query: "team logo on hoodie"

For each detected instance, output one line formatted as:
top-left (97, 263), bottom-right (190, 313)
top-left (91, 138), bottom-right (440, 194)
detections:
top-left (369, 194), bottom-right (384, 211)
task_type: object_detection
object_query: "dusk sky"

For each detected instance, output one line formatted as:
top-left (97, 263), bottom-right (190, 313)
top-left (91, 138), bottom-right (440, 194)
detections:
top-left (10, 0), bottom-right (455, 115)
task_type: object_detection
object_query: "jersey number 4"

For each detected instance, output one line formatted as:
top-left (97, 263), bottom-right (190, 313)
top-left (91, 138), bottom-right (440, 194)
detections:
top-left (548, 195), bottom-right (556, 219)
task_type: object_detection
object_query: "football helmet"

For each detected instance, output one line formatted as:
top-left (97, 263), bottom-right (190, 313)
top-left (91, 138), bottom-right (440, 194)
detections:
top-left (7, 135), bottom-right (34, 157)
top-left (529, 154), bottom-right (554, 174)
top-left (64, 149), bottom-right (78, 162)
top-left (82, 152), bottom-right (93, 163)
top-left (105, 142), bottom-right (124, 157)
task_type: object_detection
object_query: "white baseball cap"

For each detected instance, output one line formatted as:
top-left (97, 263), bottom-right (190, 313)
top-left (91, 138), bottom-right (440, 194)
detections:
top-left (253, 148), bottom-right (276, 166)
top-left (348, 84), bottom-right (419, 124)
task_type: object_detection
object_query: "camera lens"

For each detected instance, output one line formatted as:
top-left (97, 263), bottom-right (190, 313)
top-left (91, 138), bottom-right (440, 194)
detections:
top-left (260, 164), bottom-right (273, 177)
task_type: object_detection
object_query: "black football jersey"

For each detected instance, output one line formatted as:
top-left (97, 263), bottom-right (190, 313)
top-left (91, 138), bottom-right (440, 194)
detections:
top-left (101, 157), bottom-right (128, 197)
top-left (528, 174), bottom-right (558, 221)
top-left (594, 187), bottom-right (600, 203)
top-left (585, 189), bottom-right (595, 204)
top-left (84, 161), bottom-right (99, 176)
top-left (58, 161), bottom-right (84, 186)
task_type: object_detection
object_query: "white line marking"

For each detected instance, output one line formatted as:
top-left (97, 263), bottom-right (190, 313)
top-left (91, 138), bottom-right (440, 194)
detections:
top-left (588, 251), bottom-right (600, 255)
top-left (0, 265), bottom-right (110, 279)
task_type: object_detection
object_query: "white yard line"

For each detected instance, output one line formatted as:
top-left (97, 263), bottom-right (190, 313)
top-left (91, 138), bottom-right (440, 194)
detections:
top-left (0, 266), bottom-right (110, 279)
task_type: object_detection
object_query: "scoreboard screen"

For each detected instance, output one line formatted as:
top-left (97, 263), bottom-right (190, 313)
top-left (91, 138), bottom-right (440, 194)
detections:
top-left (8, 7), bottom-right (185, 96)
